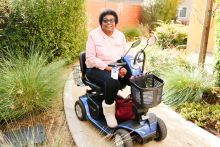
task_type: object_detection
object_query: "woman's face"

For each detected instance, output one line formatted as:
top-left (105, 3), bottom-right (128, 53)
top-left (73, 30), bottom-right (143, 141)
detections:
top-left (101, 14), bottom-right (116, 36)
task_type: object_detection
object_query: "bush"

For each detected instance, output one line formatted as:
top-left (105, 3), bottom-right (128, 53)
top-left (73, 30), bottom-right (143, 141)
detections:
top-left (0, 0), bottom-right (87, 63)
top-left (0, 50), bottom-right (65, 122)
top-left (154, 23), bottom-right (187, 49)
top-left (122, 27), bottom-right (140, 41)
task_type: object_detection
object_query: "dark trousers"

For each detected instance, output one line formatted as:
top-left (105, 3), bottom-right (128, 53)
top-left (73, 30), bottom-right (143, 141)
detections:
top-left (86, 68), bottom-right (128, 105)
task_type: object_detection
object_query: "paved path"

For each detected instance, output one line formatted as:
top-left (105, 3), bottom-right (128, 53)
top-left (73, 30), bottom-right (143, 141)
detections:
top-left (64, 71), bottom-right (220, 147)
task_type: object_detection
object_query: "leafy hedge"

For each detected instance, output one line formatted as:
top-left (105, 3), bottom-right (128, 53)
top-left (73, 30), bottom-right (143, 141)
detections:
top-left (0, 0), bottom-right (87, 62)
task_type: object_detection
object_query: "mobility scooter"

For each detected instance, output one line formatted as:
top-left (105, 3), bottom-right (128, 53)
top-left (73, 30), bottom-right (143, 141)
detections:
top-left (74, 36), bottom-right (167, 147)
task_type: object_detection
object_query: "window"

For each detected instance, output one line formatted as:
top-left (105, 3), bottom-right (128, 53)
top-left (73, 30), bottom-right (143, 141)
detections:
top-left (179, 7), bottom-right (187, 18)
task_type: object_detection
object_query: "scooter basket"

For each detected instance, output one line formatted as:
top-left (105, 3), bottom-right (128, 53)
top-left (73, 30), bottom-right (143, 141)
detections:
top-left (130, 74), bottom-right (164, 108)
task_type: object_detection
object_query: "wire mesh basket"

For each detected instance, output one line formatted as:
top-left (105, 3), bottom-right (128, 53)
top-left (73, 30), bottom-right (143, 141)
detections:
top-left (72, 65), bottom-right (84, 86)
top-left (130, 74), bottom-right (164, 108)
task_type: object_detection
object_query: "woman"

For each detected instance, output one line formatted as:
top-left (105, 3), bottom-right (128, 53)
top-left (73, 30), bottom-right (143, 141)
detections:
top-left (86, 9), bottom-right (128, 128)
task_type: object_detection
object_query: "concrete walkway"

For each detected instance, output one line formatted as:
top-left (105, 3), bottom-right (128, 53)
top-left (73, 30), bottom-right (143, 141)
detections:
top-left (64, 71), bottom-right (220, 147)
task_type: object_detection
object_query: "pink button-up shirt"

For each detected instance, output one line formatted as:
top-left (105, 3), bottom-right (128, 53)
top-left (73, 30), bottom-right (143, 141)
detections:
top-left (86, 27), bottom-right (127, 70)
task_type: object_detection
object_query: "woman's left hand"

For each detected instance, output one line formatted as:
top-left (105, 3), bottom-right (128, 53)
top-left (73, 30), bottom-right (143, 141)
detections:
top-left (119, 67), bottom-right (127, 78)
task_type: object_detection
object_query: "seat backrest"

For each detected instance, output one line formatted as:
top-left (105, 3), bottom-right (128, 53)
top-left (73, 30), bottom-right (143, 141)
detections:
top-left (79, 51), bottom-right (86, 78)
top-left (78, 51), bottom-right (102, 93)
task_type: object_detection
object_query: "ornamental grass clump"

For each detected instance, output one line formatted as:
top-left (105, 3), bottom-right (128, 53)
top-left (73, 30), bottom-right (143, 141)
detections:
top-left (163, 66), bottom-right (214, 106)
top-left (0, 51), bottom-right (65, 122)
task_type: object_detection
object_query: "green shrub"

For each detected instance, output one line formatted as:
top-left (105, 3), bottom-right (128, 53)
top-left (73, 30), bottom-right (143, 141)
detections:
top-left (0, 50), bottom-right (65, 122)
top-left (141, 0), bottom-right (180, 28)
top-left (177, 102), bottom-right (220, 132)
top-left (154, 23), bottom-right (187, 49)
top-left (122, 27), bottom-right (140, 41)
top-left (163, 66), bottom-right (214, 106)
top-left (0, 0), bottom-right (87, 63)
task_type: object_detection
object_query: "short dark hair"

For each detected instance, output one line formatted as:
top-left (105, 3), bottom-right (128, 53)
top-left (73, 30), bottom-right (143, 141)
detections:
top-left (99, 9), bottom-right (118, 25)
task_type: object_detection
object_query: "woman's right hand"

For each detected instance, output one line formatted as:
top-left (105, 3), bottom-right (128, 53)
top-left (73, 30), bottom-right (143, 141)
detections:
top-left (119, 67), bottom-right (127, 78)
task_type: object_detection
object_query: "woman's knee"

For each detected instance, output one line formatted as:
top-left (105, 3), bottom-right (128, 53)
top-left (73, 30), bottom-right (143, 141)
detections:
top-left (105, 78), bottom-right (121, 90)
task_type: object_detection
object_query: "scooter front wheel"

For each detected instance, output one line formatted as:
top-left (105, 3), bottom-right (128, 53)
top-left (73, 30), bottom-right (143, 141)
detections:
top-left (75, 100), bottom-right (86, 121)
top-left (114, 129), bottom-right (133, 147)
top-left (154, 117), bottom-right (167, 141)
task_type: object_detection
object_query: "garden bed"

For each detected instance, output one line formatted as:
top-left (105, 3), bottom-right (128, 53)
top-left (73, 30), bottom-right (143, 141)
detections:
top-left (0, 66), bottom-right (75, 146)
top-left (174, 100), bottom-right (220, 138)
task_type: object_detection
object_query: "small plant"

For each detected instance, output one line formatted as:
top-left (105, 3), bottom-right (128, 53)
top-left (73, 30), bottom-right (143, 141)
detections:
top-left (154, 23), bottom-right (187, 49)
top-left (0, 50), bottom-right (65, 122)
top-left (122, 27), bottom-right (140, 41)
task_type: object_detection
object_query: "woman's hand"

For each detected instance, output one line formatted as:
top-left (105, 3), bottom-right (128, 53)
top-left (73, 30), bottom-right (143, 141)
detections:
top-left (119, 67), bottom-right (127, 78)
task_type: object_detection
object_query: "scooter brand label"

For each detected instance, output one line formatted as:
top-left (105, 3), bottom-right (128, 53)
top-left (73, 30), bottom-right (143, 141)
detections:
top-left (111, 67), bottom-right (119, 80)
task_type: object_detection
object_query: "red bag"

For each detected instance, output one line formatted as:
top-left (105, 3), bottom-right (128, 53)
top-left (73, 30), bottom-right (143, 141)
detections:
top-left (115, 95), bottom-right (134, 121)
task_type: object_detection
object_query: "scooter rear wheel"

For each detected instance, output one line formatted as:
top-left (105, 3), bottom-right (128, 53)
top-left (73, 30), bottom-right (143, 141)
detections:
top-left (75, 100), bottom-right (86, 121)
top-left (114, 129), bottom-right (133, 147)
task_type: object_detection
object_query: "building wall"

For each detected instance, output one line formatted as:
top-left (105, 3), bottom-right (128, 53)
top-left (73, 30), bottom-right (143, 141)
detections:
top-left (187, 0), bottom-right (216, 53)
top-left (86, 0), bottom-right (142, 31)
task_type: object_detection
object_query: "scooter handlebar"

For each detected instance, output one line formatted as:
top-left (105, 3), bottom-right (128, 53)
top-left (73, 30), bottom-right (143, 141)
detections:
top-left (108, 62), bottom-right (126, 67)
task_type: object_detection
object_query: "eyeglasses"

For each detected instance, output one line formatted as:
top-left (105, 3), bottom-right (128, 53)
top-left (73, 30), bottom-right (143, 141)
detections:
top-left (102, 18), bottom-right (115, 24)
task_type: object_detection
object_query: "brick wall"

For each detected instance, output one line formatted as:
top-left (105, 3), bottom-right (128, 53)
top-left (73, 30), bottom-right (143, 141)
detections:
top-left (86, 0), bottom-right (141, 30)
